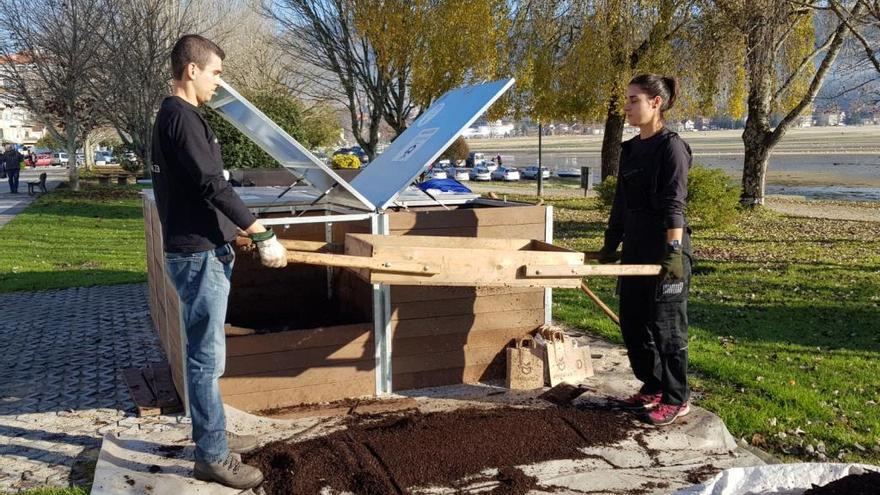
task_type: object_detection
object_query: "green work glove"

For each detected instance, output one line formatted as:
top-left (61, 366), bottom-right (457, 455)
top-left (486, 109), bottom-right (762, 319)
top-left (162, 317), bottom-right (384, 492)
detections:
top-left (660, 244), bottom-right (684, 279)
top-left (597, 245), bottom-right (621, 264)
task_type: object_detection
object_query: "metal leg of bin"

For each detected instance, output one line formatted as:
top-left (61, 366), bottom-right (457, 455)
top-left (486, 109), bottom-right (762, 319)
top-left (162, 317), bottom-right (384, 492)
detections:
top-left (544, 205), bottom-right (554, 325)
top-left (372, 214), bottom-right (393, 395)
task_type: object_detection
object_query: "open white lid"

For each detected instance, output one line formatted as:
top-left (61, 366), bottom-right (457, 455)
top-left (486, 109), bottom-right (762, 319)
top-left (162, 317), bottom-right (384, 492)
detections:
top-left (208, 78), bottom-right (515, 212)
top-left (339, 78), bottom-right (515, 211)
top-left (206, 80), bottom-right (375, 211)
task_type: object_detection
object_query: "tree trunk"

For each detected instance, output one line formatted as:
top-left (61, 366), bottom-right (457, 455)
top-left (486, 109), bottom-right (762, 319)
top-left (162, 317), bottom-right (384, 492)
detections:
top-left (600, 97), bottom-right (625, 180)
top-left (740, 126), bottom-right (771, 206)
top-left (67, 124), bottom-right (79, 191)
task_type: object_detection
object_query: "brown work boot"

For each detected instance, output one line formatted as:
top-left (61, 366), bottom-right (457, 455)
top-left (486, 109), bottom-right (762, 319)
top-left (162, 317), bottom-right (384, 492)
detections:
top-left (226, 431), bottom-right (259, 454)
top-left (193, 452), bottom-right (263, 489)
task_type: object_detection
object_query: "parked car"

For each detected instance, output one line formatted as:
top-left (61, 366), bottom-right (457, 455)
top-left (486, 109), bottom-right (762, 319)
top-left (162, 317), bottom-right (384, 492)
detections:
top-left (521, 165), bottom-right (550, 180)
top-left (34, 152), bottom-right (52, 167)
top-left (491, 166), bottom-right (520, 181)
top-left (50, 152), bottom-right (69, 166)
top-left (556, 168), bottom-right (582, 178)
top-left (449, 167), bottom-right (470, 181)
top-left (470, 165), bottom-right (492, 181)
top-left (429, 167), bottom-right (448, 180)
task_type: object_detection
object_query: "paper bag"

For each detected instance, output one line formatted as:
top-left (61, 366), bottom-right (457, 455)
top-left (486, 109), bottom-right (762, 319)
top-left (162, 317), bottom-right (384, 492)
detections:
top-left (542, 329), bottom-right (593, 386)
top-left (506, 338), bottom-right (545, 389)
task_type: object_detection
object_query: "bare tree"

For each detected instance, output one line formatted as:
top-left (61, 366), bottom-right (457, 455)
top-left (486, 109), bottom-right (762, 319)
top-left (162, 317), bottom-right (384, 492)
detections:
top-left (93, 0), bottom-right (234, 174)
top-left (0, 0), bottom-right (106, 190)
top-left (263, 0), bottom-right (389, 160)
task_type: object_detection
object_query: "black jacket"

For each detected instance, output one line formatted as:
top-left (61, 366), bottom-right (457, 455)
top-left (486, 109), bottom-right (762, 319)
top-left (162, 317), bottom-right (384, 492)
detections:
top-left (3, 150), bottom-right (22, 171)
top-left (151, 96), bottom-right (255, 253)
top-left (605, 128), bottom-right (691, 261)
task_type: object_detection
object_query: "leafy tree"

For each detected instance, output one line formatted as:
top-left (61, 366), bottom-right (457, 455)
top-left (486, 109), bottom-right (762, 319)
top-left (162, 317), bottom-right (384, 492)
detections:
top-left (440, 136), bottom-right (470, 162)
top-left (507, 0), bottom-right (699, 180)
top-left (714, 0), bottom-right (865, 205)
top-left (35, 134), bottom-right (64, 150)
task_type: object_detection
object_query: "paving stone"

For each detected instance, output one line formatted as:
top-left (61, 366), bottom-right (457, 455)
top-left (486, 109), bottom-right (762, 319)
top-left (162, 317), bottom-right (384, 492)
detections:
top-left (0, 284), bottom-right (169, 493)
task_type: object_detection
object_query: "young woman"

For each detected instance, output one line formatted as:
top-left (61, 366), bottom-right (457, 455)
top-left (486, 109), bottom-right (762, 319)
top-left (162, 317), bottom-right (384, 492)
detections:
top-left (598, 74), bottom-right (693, 426)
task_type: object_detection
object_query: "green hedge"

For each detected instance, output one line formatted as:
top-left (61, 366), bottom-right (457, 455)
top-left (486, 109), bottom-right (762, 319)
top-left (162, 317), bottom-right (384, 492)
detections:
top-left (594, 164), bottom-right (739, 228)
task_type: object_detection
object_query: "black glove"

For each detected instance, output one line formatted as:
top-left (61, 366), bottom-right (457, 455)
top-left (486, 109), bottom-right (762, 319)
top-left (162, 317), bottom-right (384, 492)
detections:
top-left (660, 244), bottom-right (684, 279)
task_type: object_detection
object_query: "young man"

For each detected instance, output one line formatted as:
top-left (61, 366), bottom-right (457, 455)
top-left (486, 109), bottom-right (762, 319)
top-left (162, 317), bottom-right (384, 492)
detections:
top-left (151, 34), bottom-right (288, 490)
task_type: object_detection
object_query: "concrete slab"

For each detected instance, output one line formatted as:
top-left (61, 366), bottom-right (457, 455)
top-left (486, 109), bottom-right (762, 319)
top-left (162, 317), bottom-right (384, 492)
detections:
top-left (91, 384), bottom-right (765, 495)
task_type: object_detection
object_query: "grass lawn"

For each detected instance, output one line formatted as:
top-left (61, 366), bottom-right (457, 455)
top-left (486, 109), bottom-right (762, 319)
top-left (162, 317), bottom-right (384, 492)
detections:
top-left (547, 195), bottom-right (880, 463)
top-left (2, 488), bottom-right (89, 495)
top-left (0, 184), bottom-right (146, 293)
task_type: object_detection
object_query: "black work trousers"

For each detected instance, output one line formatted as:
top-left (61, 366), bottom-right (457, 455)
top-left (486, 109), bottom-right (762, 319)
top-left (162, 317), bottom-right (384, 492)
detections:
top-left (619, 230), bottom-right (691, 406)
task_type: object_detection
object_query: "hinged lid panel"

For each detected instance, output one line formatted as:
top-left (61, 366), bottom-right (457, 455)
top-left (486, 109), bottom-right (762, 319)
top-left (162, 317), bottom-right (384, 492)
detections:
top-left (207, 80), bottom-right (375, 211)
top-left (337, 78), bottom-right (515, 211)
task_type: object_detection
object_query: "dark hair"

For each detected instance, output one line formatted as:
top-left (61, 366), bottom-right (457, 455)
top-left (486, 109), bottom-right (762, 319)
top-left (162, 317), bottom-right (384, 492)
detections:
top-left (170, 35), bottom-right (226, 81)
top-left (629, 73), bottom-right (678, 114)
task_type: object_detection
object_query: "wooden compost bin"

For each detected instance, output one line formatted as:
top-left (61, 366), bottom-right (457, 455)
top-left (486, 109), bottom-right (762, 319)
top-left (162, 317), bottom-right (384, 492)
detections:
top-left (144, 194), bottom-right (552, 412)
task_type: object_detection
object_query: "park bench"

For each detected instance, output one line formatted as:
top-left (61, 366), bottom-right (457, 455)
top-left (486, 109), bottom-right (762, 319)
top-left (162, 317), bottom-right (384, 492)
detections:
top-left (27, 172), bottom-right (47, 195)
top-left (94, 167), bottom-right (138, 185)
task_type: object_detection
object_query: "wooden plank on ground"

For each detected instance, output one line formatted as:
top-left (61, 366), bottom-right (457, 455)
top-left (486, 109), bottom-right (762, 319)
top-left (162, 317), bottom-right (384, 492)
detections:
top-left (122, 364), bottom-right (183, 417)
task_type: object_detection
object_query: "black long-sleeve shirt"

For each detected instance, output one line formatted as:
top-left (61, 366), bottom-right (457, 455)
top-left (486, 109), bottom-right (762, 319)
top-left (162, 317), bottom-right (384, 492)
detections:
top-left (605, 127), bottom-right (691, 248)
top-left (151, 96), bottom-right (255, 253)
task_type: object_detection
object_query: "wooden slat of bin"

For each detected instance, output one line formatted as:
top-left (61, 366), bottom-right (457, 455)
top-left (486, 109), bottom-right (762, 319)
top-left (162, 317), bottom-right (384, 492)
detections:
top-left (388, 205), bottom-right (546, 231)
top-left (392, 345), bottom-right (507, 375)
top-left (220, 364), bottom-right (375, 395)
top-left (393, 224), bottom-right (547, 239)
top-left (389, 285), bottom-right (537, 304)
top-left (393, 362), bottom-right (504, 391)
top-left (223, 377), bottom-right (376, 412)
top-left (225, 343), bottom-right (374, 376)
top-left (226, 323), bottom-right (373, 357)
top-left (392, 326), bottom-right (535, 357)
top-left (390, 309), bottom-right (544, 339)
top-left (391, 291), bottom-right (545, 321)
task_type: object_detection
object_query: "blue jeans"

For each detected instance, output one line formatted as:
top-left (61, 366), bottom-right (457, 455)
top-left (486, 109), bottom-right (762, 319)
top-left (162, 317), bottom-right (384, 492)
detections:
top-left (165, 243), bottom-right (235, 463)
top-left (7, 169), bottom-right (19, 193)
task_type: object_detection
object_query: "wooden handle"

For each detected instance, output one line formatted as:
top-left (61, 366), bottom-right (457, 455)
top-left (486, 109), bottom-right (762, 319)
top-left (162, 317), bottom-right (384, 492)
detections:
top-left (580, 281), bottom-right (620, 326)
top-left (236, 236), bottom-right (342, 253)
top-left (525, 264), bottom-right (663, 277)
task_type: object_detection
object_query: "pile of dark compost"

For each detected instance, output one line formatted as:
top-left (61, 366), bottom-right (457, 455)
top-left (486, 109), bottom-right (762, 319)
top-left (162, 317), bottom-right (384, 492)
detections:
top-left (245, 405), bottom-right (639, 494)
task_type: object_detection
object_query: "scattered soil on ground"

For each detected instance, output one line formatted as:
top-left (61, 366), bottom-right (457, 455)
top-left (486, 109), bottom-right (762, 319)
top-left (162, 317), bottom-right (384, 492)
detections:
top-left (244, 405), bottom-right (638, 494)
top-left (684, 464), bottom-right (721, 485)
top-left (803, 471), bottom-right (880, 494)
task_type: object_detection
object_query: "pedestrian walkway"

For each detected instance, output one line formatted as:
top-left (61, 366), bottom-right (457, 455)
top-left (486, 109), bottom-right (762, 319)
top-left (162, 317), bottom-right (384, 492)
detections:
top-left (0, 283), bottom-right (178, 492)
top-left (0, 167), bottom-right (65, 228)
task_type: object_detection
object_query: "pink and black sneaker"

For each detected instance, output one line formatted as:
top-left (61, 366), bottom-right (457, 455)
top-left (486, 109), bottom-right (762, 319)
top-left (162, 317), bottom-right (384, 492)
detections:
top-left (646, 402), bottom-right (691, 426)
top-left (618, 391), bottom-right (663, 411)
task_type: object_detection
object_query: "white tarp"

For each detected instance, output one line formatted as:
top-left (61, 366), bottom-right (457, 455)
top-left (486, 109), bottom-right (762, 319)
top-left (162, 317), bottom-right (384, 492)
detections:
top-left (674, 463), bottom-right (880, 495)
